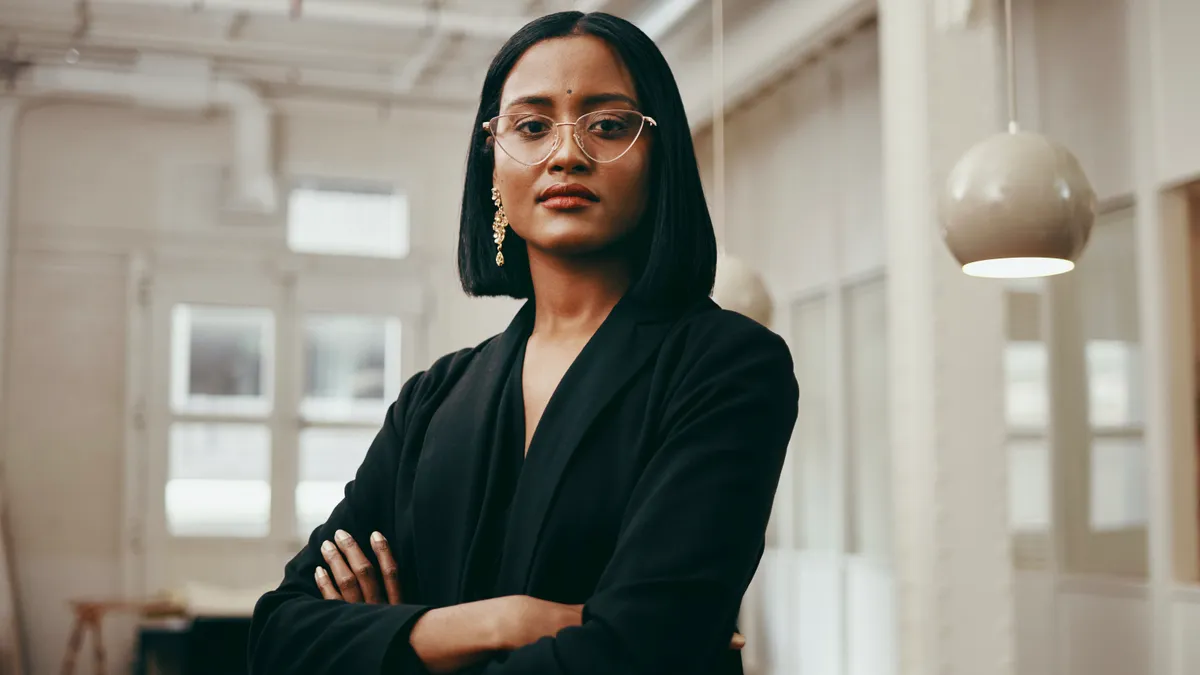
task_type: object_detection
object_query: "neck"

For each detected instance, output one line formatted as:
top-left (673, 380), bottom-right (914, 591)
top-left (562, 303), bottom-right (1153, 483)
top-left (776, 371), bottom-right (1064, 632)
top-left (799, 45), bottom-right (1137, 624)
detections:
top-left (527, 249), bottom-right (631, 339)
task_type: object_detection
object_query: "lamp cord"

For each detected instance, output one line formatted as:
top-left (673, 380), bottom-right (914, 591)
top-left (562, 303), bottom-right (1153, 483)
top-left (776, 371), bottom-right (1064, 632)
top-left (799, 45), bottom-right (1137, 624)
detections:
top-left (1005, 0), bottom-right (1019, 133)
top-left (712, 0), bottom-right (726, 244)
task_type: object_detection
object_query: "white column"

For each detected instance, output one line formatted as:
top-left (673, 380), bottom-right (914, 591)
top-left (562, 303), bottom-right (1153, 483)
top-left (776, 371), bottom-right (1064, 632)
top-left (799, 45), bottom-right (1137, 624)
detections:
top-left (0, 98), bottom-right (19, 410)
top-left (878, 2), bottom-right (1015, 675)
top-left (1128, 0), bottom-right (1180, 673)
top-left (0, 96), bottom-right (25, 675)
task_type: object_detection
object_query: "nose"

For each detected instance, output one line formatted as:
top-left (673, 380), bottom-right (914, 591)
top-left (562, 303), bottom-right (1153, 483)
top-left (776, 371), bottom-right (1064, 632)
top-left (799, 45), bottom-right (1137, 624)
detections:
top-left (547, 122), bottom-right (590, 174)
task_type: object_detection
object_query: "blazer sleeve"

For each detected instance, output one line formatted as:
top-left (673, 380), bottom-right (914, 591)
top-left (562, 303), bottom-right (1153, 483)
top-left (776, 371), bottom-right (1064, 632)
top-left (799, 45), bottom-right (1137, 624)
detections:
top-left (468, 320), bottom-right (799, 675)
top-left (247, 372), bottom-right (434, 675)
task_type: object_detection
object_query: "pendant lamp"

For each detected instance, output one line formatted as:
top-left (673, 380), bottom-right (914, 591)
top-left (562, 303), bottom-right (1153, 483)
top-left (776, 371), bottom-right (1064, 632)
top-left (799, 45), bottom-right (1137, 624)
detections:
top-left (939, 0), bottom-right (1096, 278)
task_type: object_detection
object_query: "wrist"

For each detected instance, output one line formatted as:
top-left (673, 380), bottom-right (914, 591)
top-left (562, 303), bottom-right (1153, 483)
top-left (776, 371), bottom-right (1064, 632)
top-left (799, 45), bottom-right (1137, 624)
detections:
top-left (481, 596), bottom-right (523, 651)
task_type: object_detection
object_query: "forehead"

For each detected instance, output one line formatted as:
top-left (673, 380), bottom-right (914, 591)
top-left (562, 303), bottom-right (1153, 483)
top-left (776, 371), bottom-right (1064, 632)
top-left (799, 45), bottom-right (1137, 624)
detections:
top-left (501, 35), bottom-right (638, 106)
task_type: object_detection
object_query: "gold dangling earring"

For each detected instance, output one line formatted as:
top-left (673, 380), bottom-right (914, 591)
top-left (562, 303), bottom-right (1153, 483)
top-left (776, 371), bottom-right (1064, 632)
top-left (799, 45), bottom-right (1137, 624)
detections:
top-left (491, 186), bottom-right (508, 267)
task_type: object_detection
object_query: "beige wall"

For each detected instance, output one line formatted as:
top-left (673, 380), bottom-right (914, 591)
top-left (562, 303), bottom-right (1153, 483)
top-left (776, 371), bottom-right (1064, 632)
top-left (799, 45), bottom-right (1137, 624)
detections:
top-left (691, 0), bottom-right (1200, 672)
top-left (4, 100), bottom-right (517, 674)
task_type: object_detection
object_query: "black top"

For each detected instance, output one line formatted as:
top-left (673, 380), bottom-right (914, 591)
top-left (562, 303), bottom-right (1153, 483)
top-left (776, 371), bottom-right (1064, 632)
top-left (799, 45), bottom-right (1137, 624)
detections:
top-left (461, 336), bottom-right (527, 602)
top-left (249, 295), bottom-right (800, 675)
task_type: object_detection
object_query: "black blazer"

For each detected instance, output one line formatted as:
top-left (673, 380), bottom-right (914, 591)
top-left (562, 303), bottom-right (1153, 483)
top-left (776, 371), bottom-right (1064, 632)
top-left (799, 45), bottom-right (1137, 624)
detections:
top-left (248, 295), bottom-right (799, 675)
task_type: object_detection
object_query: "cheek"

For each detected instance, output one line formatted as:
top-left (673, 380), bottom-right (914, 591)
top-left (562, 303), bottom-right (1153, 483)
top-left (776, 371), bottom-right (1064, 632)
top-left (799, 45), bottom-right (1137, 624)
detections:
top-left (493, 155), bottom-right (536, 196)
top-left (610, 154), bottom-right (652, 211)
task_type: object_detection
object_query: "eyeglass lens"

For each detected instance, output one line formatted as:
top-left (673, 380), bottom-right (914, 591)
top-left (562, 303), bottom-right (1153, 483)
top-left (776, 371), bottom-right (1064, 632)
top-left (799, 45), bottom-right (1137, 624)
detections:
top-left (489, 110), bottom-right (647, 165)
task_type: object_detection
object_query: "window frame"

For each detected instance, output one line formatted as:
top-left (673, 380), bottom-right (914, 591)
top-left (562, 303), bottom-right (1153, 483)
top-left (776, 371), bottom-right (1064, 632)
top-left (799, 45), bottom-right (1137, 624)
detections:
top-left (124, 247), bottom-right (429, 597)
top-left (780, 268), bottom-right (889, 564)
top-left (285, 178), bottom-right (412, 260)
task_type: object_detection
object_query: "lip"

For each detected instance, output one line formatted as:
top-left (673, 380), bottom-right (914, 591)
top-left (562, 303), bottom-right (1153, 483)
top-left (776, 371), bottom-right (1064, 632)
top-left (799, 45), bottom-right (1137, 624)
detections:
top-left (540, 195), bottom-right (596, 210)
top-left (537, 183), bottom-right (599, 203)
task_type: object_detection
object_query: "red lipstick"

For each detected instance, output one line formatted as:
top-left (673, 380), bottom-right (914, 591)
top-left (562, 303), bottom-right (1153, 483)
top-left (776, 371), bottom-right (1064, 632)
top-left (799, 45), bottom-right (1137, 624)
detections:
top-left (538, 183), bottom-right (599, 210)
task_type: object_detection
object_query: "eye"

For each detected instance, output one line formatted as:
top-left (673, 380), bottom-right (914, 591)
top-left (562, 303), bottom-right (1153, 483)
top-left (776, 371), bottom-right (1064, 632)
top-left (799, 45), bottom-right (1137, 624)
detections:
top-left (513, 116), bottom-right (552, 137)
top-left (586, 113), bottom-right (634, 138)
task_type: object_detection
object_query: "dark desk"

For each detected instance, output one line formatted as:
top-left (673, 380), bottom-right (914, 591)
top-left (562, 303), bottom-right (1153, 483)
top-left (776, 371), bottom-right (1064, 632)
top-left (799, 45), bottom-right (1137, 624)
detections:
top-left (134, 616), bottom-right (251, 675)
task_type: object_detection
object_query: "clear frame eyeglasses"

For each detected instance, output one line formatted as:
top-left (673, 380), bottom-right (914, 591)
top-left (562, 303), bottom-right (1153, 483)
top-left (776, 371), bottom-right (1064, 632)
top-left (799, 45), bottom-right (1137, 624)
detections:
top-left (483, 109), bottom-right (658, 166)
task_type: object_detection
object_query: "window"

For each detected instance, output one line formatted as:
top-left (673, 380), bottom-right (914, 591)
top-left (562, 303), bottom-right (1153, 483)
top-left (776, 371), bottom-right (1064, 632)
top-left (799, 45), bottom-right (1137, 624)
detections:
top-left (166, 305), bottom-right (275, 537)
top-left (786, 275), bottom-right (890, 558)
top-left (791, 295), bottom-right (832, 550)
top-left (295, 315), bottom-right (403, 536)
top-left (171, 305), bottom-right (274, 416)
top-left (845, 277), bottom-right (889, 561)
top-left (1004, 286), bottom-right (1052, 566)
top-left (159, 302), bottom-right (405, 541)
top-left (1077, 213), bottom-right (1144, 534)
top-left (1004, 325), bottom-right (1051, 533)
top-left (287, 183), bottom-right (410, 259)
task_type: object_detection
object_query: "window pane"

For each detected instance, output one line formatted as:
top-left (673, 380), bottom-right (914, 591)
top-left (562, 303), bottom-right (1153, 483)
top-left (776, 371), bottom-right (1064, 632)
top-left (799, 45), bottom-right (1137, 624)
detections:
top-left (171, 305), bottom-right (274, 416)
top-left (296, 427), bottom-right (377, 537)
top-left (1089, 436), bottom-right (1147, 531)
top-left (1004, 342), bottom-right (1048, 430)
top-left (288, 185), bottom-right (410, 259)
top-left (1078, 210), bottom-right (1142, 431)
top-left (791, 296), bottom-right (831, 550)
top-left (845, 278), bottom-right (889, 560)
top-left (1086, 340), bottom-right (1144, 428)
top-left (302, 315), bottom-right (402, 423)
top-left (167, 423), bottom-right (270, 537)
top-left (1008, 438), bottom-right (1051, 532)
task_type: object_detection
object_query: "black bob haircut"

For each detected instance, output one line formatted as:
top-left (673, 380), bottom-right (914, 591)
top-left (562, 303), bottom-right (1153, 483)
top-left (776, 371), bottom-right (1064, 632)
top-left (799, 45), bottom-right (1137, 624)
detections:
top-left (457, 11), bottom-right (717, 308)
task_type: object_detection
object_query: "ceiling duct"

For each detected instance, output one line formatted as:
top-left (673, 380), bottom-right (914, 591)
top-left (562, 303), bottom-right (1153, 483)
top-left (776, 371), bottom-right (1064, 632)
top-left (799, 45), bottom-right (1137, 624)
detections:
top-left (28, 54), bottom-right (277, 213)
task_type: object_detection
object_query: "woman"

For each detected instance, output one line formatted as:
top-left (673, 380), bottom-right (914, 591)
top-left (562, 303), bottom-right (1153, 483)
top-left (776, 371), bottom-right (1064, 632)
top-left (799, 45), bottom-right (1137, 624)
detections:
top-left (248, 10), bottom-right (797, 675)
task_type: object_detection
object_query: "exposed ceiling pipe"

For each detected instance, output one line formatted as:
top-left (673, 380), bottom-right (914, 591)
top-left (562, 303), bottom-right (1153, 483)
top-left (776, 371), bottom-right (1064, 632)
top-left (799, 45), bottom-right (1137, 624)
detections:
top-left (575, 0), bottom-right (613, 12)
top-left (392, 32), bottom-right (447, 94)
top-left (95, 0), bottom-right (531, 39)
top-left (637, 0), bottom-right (705, 42)
top-left (28, 57), bottom-right (278, 213)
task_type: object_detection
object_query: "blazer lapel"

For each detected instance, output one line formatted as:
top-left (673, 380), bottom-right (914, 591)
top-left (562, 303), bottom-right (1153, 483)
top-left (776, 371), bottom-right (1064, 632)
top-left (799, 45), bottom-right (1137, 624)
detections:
top-left (501, 295), bottom-right (679, 593)
top-left (409, 302), bottom-right (534, 603)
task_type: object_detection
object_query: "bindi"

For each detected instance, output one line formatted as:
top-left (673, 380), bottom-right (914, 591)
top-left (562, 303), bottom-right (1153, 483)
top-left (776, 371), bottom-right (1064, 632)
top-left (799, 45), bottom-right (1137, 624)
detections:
top-left (567, 89), bottom-right (573, 95)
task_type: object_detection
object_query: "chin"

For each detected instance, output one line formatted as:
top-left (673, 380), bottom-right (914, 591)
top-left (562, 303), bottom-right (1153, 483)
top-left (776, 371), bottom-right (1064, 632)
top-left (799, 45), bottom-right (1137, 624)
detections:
top-left (525, 217), bottom-right (619, 255)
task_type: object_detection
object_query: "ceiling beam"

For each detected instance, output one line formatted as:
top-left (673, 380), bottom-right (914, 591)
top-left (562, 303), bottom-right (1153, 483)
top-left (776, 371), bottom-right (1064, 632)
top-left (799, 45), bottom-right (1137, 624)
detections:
top-left (391, 33), bottom-right (449, 94)
top-left (575, 0), bottom-right (614, 12)
top-left (675, 0), bottom-right (874, 127)
top-left (4, 18), bottom-right (418, 71)
top-left (95, 0), bottom-right (532, 39)
top-left (636, 0), bottom-right (705, 41)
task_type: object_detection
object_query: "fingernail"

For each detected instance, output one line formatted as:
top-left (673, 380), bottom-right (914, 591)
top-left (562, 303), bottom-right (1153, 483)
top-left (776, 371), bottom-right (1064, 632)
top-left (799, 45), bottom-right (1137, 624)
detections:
top-left (315, 567), bottom-right (327, 580)
top-left (335, 529), bottom-right (351, 543)
top-left (370, 531), bottom-right (385, 544)
top-left (321, 540), bottom-right (336, 554)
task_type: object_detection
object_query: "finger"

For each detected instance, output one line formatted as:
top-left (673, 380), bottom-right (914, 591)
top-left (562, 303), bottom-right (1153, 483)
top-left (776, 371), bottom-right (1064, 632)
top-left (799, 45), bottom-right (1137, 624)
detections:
top-left (314, 567), bottom-right (342, 600)
top-left (730, 633), bottom-right (746, 650)
top-left (320, 539), bottom-right (363, 603)
top-left (370, 532), bottom-right (403, 605)
top-left (334, 530), bottom-right (383, 604)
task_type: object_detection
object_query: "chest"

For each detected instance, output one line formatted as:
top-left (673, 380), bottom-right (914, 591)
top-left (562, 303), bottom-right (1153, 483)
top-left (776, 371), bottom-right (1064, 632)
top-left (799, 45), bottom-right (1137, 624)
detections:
top-left (409, 367), bottom-right (658, 603)
top-left (521, 337), bottom-right (588, 452)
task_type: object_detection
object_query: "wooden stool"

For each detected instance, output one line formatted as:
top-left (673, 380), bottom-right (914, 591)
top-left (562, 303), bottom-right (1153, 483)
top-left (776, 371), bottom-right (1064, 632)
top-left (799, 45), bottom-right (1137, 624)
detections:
top-left (59, 599), bottom-right (184, 675)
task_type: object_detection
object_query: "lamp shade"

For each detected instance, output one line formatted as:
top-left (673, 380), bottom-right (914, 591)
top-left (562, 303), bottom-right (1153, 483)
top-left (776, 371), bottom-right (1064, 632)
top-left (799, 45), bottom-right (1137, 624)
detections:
top-left (940, 130), bottom-right (1096, 278)
top-left (712, 250), bottom-right (774, 326)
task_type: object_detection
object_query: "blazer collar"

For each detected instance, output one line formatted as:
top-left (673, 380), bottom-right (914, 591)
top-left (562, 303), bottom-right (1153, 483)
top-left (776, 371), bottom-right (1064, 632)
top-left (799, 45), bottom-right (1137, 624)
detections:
top-left (498, 292), bottom-right (679, 592)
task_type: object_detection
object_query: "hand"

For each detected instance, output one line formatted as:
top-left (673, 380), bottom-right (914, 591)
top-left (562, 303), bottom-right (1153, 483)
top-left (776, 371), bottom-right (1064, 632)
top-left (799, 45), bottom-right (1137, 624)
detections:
top-left (313, 529), bottom-right (402, 605)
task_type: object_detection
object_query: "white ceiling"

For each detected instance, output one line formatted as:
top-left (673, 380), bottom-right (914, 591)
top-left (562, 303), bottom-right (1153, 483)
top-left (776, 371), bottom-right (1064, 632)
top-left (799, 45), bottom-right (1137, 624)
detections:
top-left (0, 0), bottom-right (697, 108)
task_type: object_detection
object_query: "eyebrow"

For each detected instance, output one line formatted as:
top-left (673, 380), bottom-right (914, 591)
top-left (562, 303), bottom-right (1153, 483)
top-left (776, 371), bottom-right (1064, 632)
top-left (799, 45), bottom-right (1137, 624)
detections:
top-left (502, 92), bottom-right (640, 112)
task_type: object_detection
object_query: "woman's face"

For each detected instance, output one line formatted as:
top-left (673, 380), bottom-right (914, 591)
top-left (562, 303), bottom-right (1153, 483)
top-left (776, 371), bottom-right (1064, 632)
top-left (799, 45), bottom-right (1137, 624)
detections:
top-left (492, 35), bottom-right (652, 259)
